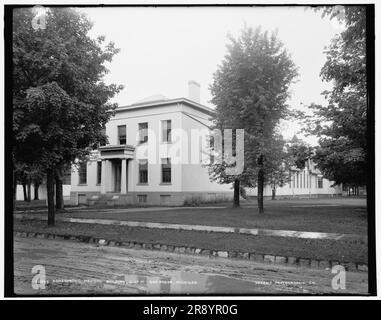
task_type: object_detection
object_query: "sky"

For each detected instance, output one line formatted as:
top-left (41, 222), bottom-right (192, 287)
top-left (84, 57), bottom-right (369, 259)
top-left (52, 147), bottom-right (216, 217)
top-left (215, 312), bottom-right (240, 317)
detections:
top-left (79, 6), bottom-right (345, 145)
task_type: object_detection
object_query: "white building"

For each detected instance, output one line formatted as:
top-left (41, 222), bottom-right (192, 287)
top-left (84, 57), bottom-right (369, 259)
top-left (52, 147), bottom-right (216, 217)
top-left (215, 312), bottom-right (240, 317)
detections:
top-left (69, 81), bottom-right (233, 206)
top-left (16, 81), bottom-right (341, 204)
top-left (246, 159), bottom-right (342, 199)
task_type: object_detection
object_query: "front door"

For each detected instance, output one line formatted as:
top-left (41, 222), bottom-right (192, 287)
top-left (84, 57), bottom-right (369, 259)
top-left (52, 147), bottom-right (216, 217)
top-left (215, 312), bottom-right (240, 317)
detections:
top-left (114, 160), bottom-right (121, 192)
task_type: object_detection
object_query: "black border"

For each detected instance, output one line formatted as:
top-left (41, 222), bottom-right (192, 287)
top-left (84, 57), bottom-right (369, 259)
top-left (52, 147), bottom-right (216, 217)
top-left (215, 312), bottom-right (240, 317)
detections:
top-left (4, 3), bottom-right (376, 298)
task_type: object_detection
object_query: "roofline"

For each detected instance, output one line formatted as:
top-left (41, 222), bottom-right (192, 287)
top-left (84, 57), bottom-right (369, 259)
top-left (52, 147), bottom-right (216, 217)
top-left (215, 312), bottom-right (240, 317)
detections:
top-left (116, 98), bottom-right (215, 116)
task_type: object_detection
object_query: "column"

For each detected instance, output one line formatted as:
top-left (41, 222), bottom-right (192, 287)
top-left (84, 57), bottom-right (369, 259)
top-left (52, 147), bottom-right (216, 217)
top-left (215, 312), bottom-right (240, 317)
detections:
top-left (121, 159), bottom-right (127, 194)
top-left (101, 160), bottom-right (106, 194)
top-left (127, 159), bottom-right (134, 192)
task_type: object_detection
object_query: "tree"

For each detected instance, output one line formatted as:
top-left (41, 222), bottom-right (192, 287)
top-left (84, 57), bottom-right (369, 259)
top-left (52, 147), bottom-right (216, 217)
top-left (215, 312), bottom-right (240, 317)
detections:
top-left (305, 6), bottom-right (367, 187)
top-left (287, 135), bottom-right (313, 170)
top-left (266, 135), bottom-right (292, 200)
top-left (13, 7), bottom-right (123, 225)
top-left (209, 26), bottom-right (298, 213)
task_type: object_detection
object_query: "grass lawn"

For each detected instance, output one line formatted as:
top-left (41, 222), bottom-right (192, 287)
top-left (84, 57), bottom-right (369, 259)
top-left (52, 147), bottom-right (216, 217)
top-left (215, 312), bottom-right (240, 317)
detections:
top-left (14, 219), bottom-right (368, 264)
top-left (57, 201), bottom-right (367, 235)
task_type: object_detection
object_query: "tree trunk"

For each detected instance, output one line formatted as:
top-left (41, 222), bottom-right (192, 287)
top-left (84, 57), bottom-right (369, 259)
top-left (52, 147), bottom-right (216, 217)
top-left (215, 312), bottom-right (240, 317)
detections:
top-left (33, 182), bottom-right (40, 200)
top-left (22, 183), bottom-right (28, 202)
top-left (47, 169), bottom-right (55, 226)
top-left (27, 182), bottom-right (31, 202)
top-left (233, 178), bottom-right (240, 208)
top-left (55, 170), bottom-right (64, 211)
top-left (13, 170), bottom-right (17, 210)
top-left (257, 155), bottom-right (264, 214)
top-left (271, 188), bottom-right (276, 200)
top-left (258, 169), bottom-right (264, 213)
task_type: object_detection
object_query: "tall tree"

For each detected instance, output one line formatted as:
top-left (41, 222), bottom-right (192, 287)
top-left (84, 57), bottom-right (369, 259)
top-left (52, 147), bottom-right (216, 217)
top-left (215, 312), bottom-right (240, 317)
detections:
top-left (305, 6), bottom-right (367, 187)
top-left (209, 26), bottom-right (298, 213)
top-left (266, 134), bottom-right (292, 200)
top-left (13, 7), bottom-right (123, 225)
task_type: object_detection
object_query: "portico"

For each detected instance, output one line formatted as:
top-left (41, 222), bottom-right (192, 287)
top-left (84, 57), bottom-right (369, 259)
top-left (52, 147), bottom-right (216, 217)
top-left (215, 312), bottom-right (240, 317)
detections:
top-left (99, 145), bottom-right (135, 194)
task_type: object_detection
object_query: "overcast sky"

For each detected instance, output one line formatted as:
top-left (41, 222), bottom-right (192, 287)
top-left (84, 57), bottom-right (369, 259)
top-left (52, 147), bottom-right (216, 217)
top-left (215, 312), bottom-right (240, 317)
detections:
top-left (79, 6), bottom-right (344, 144)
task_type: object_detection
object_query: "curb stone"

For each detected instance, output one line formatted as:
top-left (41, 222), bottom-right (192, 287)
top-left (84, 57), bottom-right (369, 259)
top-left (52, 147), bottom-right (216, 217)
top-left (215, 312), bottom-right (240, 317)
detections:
top-left (357, 264), bottom-right (368, 272)
top-left (299, 258), bottom-right (311, 267)
top-left (275, 256), bottom-right (287, 264)
top-left (14, 231), bottom-right (368, 272)
top-left (287, 257), bottom-right (297, 266)
top-left (250, 253), bottom-right (264, 262)
top-left (318, 260), bottom-right (330, 269)
top-left (264, 255), bottom-right (275, 264)
top-left (310, 260), bottom-right (319, 269)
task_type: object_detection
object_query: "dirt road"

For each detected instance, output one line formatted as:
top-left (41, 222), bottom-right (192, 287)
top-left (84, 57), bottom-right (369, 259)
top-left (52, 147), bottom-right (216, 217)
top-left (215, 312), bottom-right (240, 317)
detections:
top-left (13, 236), bottom-right (368, 295)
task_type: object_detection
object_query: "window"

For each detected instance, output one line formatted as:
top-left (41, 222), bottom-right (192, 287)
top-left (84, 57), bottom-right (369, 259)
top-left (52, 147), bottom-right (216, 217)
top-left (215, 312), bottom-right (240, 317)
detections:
top-left (138, 122), bottom-right (148, 143)
top-left (100, 127), bottom-right (107, 147)
top-left (78, 162), bottom-right (87, 185)
top-left (162, 120), bottom-right (171, 142)
top-left (296, 173), bottom-right (299, 188)
top-left (138, 195), bottom-right (147, 203)
top-left (97, 162), bottom-right (102, 185)
top-left (318, 177), bottom-right (323, 189)
top-left (161, 158), bottom-right (171, 183)
top-left (139, 160), bottom-right (148, 184)
top-left (118, 125), bottom-right (126, 145)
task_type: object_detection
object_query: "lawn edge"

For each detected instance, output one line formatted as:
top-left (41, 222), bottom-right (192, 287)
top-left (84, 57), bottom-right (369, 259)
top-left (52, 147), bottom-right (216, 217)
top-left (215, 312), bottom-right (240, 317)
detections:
top-left (14, 230), bottom-right (368, 273)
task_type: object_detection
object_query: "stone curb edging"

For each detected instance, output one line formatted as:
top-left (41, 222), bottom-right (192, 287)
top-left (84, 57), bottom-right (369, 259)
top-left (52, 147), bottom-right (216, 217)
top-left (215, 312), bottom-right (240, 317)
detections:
top-left (14, 231), bottom-right (368, 273)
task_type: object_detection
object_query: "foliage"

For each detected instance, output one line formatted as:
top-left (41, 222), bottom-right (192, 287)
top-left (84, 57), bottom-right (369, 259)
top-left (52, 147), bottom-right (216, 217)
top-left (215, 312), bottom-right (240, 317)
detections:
top-left (13, 8), bottom-right (122, 170)
top-left (263, 134), bottom-right (290, 190)
top-left (287, 135), bottom-right (313, 170)
top-left (304, 6), bottom-right (367, 186)
top-left (208, 26), bottom-right (298, 209)
top-left (12, 7), bottom-right (123, 220)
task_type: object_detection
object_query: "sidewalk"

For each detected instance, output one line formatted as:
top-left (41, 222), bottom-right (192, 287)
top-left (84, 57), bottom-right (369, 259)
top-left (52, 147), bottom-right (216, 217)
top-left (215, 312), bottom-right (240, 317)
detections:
top-left (14, 214), bottom-right (366, 242)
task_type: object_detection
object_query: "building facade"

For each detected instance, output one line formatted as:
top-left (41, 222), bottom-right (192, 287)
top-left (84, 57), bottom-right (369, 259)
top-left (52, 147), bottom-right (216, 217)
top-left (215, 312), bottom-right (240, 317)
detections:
top-left (246, 159), bottom-right (342, 199)
top-left (69, 81), bottom-right (233, 206)
top-left (16, 82), bottom-right (342, 204)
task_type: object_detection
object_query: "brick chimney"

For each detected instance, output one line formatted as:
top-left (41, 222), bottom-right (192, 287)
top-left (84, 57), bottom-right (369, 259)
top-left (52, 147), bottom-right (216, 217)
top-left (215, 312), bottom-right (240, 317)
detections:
top-left (188, 80), bottom-right (200, 103)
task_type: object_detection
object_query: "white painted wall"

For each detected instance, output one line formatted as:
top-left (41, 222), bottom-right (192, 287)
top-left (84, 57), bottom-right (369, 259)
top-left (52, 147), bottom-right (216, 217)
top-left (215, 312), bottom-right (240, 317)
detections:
top-left (70, 100), bottom-right (340, 198)
top-left (246, 167), bottom-right (342, 198)
top-left (180, 103), bottom-right (232, 193)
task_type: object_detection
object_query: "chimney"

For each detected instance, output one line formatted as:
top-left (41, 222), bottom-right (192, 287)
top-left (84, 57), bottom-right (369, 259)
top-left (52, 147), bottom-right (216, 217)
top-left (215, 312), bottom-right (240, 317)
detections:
top-left (188, 80), bottom-right (200, 103)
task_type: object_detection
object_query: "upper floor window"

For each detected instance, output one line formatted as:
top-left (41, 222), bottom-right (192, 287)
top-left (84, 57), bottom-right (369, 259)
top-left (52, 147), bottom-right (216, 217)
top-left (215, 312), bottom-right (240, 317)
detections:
top-left (162, 120), bottom-right (171, 142)
top-left (100, 127), bottom-right (107, 147)
top-left (139, 160), bottom-right (148, 184)
top-left (78, 162), bottom-right (87, 185)
top-left (161, 158), bottom-right (171, 183)
top-left (138, 122), bottom-right (148, 143)
top-left (118, 125), bottom-right (126, 145)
